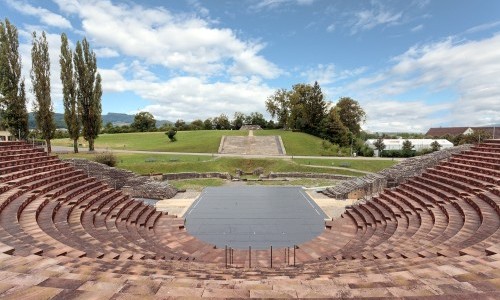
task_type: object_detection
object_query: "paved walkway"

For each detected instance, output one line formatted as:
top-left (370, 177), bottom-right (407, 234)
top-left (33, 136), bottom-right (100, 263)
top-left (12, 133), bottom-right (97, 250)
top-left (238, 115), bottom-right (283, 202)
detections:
top-left (52, 146), bottom-right (403, 161)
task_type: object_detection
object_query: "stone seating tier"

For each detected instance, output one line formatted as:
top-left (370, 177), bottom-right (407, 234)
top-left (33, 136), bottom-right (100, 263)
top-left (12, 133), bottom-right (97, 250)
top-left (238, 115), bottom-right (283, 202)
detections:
top-left (0, 140), bottom-right (498, 298)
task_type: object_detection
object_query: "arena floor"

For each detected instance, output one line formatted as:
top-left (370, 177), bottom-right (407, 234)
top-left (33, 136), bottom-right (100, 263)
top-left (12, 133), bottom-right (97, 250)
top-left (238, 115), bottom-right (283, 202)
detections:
top-left (185, 186), bottom-right (328, 249)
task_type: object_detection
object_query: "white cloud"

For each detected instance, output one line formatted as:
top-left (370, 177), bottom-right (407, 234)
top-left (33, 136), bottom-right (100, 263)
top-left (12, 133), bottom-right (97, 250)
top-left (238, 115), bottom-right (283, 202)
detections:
top-left (362, 100), bottom-right (452, 133)
top-left (350, 8), bottom-right (402, 34)
top-left (337, 33), bottom-right (500, 130)
top-left (301, 64), bottom-right (366, 86)
top-left (464, 20), bottom-right (500, 34)
top-left (250, 0), bottom-right (315, 11)
top-left (411, 24), bottom-right (423, 32)
top-left (53, 0), bottom-right (281, 79)
top-left (6, 0), bottom-right (72, 29)
top-left (326, 24), bottom-right (335, 32)
top-left (98, 66), bottom-right (274, 121)
top-left (94, 47), bottom-right (119, 58)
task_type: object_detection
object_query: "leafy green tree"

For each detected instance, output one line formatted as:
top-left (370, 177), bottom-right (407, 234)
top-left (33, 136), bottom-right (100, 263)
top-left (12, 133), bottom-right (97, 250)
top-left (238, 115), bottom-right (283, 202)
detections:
top-left (460, 129), bottom-right (491, 145)
top-left (288, 82), bottom-right (327, 135)
top-left (248, 112), bottom-right (267, 128)
top-left (401, 139), bottom-right (414, 157)
top-left (131, 112), bottom-right (156, 132)
top-left (320, 107), bottom-right (350, 147)
top-left (31, 31), bottom-right (55, 152)
top-left (373, 137), bottom-right (385, 157)
top-left (232, 112), bottom-right (246, 129)
top-left (74, 38), bottom-right (102, 151)
top-left (265, 88), bottom-right (290, 129)
top-left (60, 33), bottom-right (80, 152)
top-left (189, 119), bottom-right (203, 130)
top-left (335, 97), bottom-right (366, 135)
top-left (213, 113), bottom-right (231, 130)
top-left (203, 118), bottom-right (213, 130)
top-left (430, 140), bottom-right (441, 152)
top-left (174, 119), bottom-right (188, 131)
top-left (0, 19), bottom-right (28, 139)
top-left (166, 128), bottom-right (177, 142)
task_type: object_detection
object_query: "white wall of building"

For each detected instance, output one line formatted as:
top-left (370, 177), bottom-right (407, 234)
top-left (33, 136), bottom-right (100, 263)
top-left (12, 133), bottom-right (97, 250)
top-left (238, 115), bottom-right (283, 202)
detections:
top-left (0, 131), bottom-right (13, 141)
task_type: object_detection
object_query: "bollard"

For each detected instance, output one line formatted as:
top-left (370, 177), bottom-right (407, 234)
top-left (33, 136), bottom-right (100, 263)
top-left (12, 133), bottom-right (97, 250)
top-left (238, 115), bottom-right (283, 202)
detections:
top-left (270, 246), bottom-right (273, 268)
top-left (249, 246), bottom-right (251, 268)
top-left (225, 245), bottom-right (227, 268)
top-left (293, 245), bottom-right (296, 266)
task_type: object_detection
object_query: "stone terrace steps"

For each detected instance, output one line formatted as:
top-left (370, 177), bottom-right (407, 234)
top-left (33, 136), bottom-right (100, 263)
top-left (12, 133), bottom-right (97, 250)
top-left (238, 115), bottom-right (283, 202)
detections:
top-left (0, 140), bottom-right (498, 298)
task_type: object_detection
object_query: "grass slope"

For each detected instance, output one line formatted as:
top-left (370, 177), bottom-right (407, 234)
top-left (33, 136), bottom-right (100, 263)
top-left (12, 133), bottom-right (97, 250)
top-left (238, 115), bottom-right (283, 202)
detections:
top-left (53, 129), bottom-right (332, 155)
top-left (52, 130), bottom-right (247, 153)
top-left (293, 158), bottom-right (397, 173)
top-left (252, 130), bottom-right (327, 156)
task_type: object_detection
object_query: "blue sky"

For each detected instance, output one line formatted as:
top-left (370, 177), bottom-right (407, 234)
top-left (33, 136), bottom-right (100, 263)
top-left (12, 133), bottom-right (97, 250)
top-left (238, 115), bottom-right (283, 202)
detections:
top-left (1, 0), bottom-right (499, 132)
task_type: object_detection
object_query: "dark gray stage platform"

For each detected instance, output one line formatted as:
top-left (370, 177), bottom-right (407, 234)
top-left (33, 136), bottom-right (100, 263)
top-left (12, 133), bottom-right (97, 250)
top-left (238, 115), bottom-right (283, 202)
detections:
top-left (184, 186), bottom-right (328, 249)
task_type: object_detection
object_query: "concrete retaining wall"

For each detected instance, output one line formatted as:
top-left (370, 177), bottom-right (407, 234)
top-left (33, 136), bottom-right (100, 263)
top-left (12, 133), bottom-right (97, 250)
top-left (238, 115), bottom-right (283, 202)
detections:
top-left (162, 172), bottom-right (232, 180)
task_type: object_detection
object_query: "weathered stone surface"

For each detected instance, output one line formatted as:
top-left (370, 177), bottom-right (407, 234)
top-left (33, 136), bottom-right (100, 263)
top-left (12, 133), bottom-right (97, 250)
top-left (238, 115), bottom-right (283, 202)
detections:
top-left (322, 144), bottom-right (471, 200)
top-left (162, 172), bottom-right (232, 181)
top-left (65, 158), bottom-right (178, 199)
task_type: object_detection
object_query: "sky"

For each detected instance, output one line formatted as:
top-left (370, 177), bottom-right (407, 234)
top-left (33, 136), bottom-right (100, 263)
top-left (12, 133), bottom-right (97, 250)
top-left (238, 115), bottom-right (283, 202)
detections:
top-left (1, 0), bottom-right (500, 133)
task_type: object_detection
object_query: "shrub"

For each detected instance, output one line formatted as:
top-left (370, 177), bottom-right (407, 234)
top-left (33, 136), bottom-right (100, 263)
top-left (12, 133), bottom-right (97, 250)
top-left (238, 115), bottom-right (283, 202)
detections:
top-left (166, 128), bottom-right (177, 142)
top-left (95, 152), bottom-right (118, 167)
top-left (359, 144), bottom-right (374, 157)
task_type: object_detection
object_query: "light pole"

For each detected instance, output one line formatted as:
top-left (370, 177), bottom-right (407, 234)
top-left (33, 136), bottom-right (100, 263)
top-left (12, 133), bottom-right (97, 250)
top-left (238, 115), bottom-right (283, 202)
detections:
top-left (350, 132), bottom-right (353, 157)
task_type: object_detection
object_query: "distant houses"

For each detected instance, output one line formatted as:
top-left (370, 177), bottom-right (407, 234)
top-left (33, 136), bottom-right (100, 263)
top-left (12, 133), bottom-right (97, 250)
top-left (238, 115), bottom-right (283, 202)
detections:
top-left (0, 130), bottom-right (13, 141)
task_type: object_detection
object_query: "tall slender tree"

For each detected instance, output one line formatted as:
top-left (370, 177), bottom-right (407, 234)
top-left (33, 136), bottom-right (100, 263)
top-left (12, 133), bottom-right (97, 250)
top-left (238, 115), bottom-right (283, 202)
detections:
top-left (73, 38), bottom-right (101, 151)
top-left (31, 31), bottom-right (55, 152)
top-left (60, 33), bottom-right (80, 153)
top-left (0, 18), bottom-right (28, 139)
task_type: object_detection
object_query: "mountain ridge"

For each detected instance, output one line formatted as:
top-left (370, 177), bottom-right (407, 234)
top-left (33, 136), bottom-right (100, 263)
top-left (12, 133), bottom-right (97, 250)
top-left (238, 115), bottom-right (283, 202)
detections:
top-left (27, 112), bottom-right (172, 129)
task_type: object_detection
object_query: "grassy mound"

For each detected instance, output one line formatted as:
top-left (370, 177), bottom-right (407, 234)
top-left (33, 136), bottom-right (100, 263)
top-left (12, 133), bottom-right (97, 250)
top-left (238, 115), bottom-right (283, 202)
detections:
top-left (52, 130), bottom-right (247, 153)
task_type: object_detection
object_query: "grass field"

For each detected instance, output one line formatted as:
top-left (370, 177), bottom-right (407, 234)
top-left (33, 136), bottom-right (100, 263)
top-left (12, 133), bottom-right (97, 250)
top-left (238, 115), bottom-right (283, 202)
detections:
top-left (253, 130), bottom-right (326, 156)
top-left (57, 152), bottom-right (368, 176)
top-left (52, 130), bottom-right (247, 153)
top-left (293, 158), bottom-right (397, 172)
top-left (169, 178), bottom-right (226, 191)
top-left (52, 129), bottom-right (334, 155)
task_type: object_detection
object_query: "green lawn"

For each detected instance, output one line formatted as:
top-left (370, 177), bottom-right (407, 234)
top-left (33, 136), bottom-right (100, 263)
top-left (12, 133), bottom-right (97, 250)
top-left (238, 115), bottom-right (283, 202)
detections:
top-left (53, 129), bottom-right (333, 155)
top-left (253, 130), bottom-right (326, 156)
top-left (57, 152), bottom-right (366, 176)
top-left (168, 178), bottom-right (226, 191)
top-left (293, 158), bottom-right (397, 173)
top-left (52, 130), bottom-right (247, 153)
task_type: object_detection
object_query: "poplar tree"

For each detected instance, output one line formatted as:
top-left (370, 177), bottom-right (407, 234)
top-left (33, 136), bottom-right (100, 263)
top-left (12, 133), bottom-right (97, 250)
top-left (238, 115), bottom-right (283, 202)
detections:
top-left (31, 31), bottom-right (55, 152)
top-left (73, 38), bottom-right (101, 151)
top-left (0, 18), bottom-right (28, 139)
top-left (60, 33), bottom-right (80, 153)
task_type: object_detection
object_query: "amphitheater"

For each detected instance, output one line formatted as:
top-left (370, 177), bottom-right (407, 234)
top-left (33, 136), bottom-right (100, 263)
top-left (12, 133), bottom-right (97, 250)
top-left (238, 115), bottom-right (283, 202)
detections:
top-left (0, 140), bottom-right (498, 298)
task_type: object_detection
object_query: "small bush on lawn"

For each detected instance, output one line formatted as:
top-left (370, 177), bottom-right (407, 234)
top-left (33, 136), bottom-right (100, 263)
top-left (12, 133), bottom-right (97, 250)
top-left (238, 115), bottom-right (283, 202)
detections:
top-left (95, 152), bottom-right (118, 167)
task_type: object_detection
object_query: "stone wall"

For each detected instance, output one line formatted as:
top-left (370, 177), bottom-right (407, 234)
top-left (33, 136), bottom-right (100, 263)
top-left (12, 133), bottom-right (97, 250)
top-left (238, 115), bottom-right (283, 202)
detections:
top-left (65, 159), bottom-right (178, 200)
top-left (162, 172), bottom-right (232, 180)
top-left (321, 144), bottom-right (471, 200)
top-left (268, 172), bottom-right (353, 180)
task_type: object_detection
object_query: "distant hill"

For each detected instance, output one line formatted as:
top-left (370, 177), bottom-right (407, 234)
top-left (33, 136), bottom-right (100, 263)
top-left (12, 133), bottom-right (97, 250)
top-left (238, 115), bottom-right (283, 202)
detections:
top-left (28, 112), bottom-right (172, 129)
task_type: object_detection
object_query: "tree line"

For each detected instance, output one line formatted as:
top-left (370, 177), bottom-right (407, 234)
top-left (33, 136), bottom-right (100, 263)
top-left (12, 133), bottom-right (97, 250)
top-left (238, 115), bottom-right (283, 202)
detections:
top-left (102, 111), bottom-right (281, 134)
top-left (265, 81), bottom-right (370, 156)
top-left (0, 19), bottom-right (101, 153)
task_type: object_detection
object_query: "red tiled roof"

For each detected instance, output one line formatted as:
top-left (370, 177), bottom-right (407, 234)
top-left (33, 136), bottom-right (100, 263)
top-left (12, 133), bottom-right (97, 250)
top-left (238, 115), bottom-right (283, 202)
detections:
top-left (425, 127), bottom-right (470, 137)
top-left (426, 126), bottom-right (497, 137)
